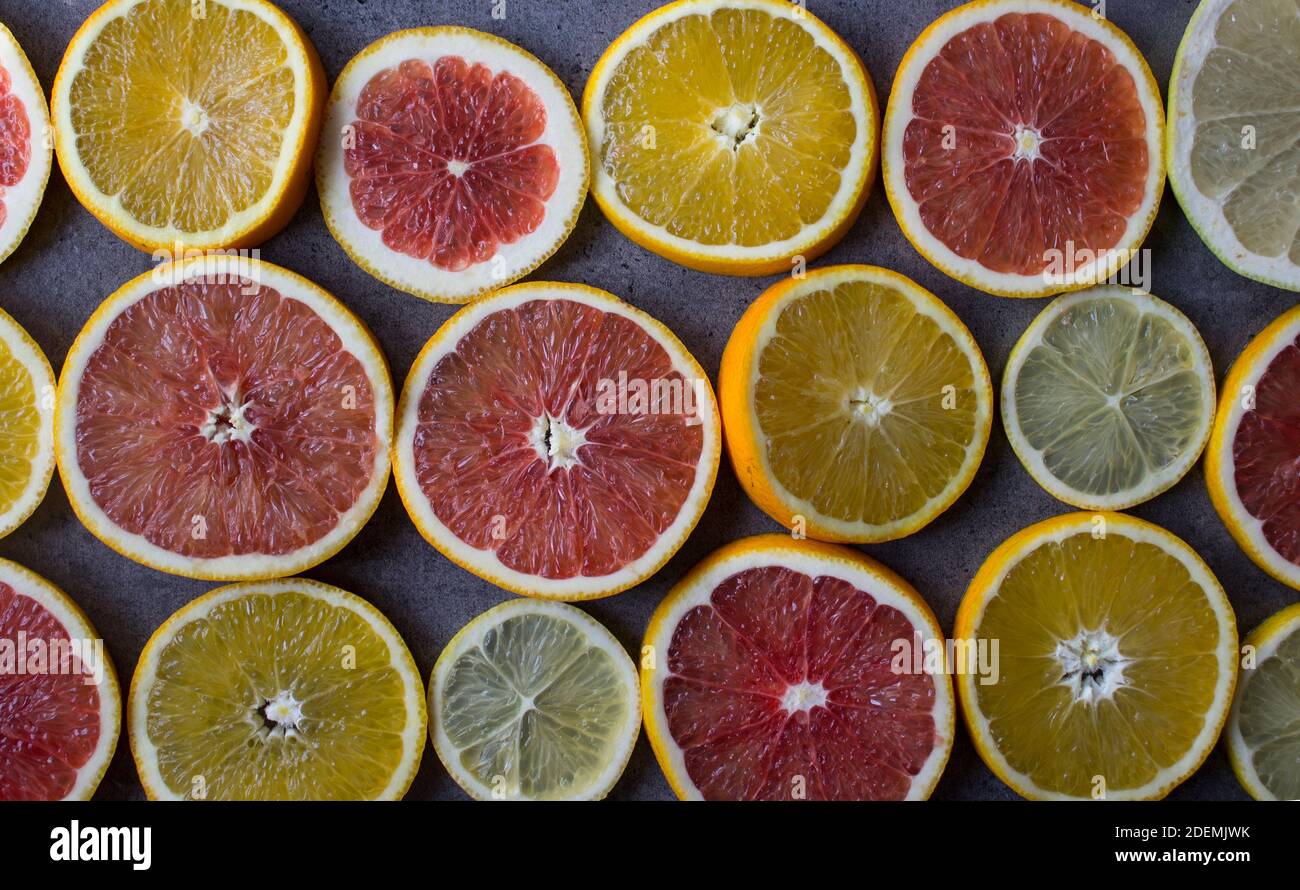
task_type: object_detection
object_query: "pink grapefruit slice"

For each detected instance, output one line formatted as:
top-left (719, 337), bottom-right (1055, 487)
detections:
top-left (317, 27), bottom-right (588, 303)
top-left (0, 559), bottom-right (120, 800)
top-left (0, 23), bottom-right (51, 267)
top-left (55, 256), bottom-right (393, 580)
top-left (642, 535), bottom-right (954, 800)
top-left (394, 281), bottom-right (719, 600)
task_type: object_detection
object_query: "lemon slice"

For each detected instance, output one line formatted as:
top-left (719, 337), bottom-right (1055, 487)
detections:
top-left (1168, 0), bottom-right (1300, 291)
top-left (956, 512), bottom-right (1237, 800)
top-left (1228, 603), bottom-right (1300, 800)
top-left (719, 264), bottom-right (992, 543)
top-left (429, 599), bottom-right (640, 800)
top-left (1002, 286), bottom-right (1215, 510)
top-left (52, 0), bottom-right (324, 251)
top-left (582, 0), bottom-right (878, 275)
top-left (129, 579), bottom-right (426, 800)
top-left (0, 307), bottom-right (54, 540)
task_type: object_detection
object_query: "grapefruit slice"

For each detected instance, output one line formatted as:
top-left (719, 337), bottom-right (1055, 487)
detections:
top-left (642, 535), bottom-right (954, 800)
top-left (0, 23), bottom-right (51, 266)
top-left (1227, 602), bottom-right (1300, 800)
top-left (1207, 305), bottom-right (1300, 591)
top-left (318, 27), bottom-right (588, 303)
top-left (394, 281), bottom-right (720, 600)
top-left (0, 559), bottom-right (120, 800)
top-left (882, 0), bottom-right (1164, 297)
top-left (0, 306), bottom-right (55, 540)
top-left (55, 256), bottom-right (393, 580)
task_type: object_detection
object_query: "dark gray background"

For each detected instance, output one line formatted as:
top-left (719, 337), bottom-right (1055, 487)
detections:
top-left (0, 0), bottom-right (1288, 801)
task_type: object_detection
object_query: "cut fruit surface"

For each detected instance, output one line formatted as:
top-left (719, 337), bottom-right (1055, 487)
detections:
top-left (1207, 305), bottom-right (1300, 590)
top-left (430, 598), bottom-right (640, 800)
top-left (51, 0), bottom-right (324, 251)
top-left (318, 27), bottom-right (588, 303)
top-left (956, 512), bottom-right (1237, 800)
top-left (582, 0), bottom-right (878, 275)
top-left (0, 23), bottom-right (51, 266)
top-left (883, 0), bottom-right (1164, 297)
top-left (1002, 286), bottom-right (1215, 510)
top-left (1228, 603), bottom-right (1300, 800)
top-left (642, 535), bottom-right (953, 800)
top-left (394, 281), bottom-right (719, 600)
top-left (1168, 0), bottom-right (1300, 291)
top-left (0, 306), bottom-right (55, 539)
top-left (719, 264), bottom-right (991, 543)
top-left (56, 256), bottom-right (393, 580)
top-left (0, 559), bottom-right (120, 801)
top-left (129, 578), bottom-right (425, 800)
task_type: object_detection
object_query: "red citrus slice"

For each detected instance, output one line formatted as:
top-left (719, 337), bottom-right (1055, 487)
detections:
top-left (318, 27), bottom-right (588, 303)
top-left (55, 256), bottom-right (393, 580)
top-left (0, 23), bottom-right (51, 266)
top-left (394, 281), bottom-right (720, 600)
top-left (0, 559), bottom-right (120, 800)
top-left (643, 535), bottom-right (954, 800)
top-left (882, 0), bottom-right (1164, 297)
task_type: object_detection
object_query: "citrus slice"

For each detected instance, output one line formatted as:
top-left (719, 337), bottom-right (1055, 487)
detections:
top-left (956, 512), bottom-right (1237, 800)
top-left (394, 281), bottom-right (719, 600)
top-left (55, 255), bottom-right (392, 580)
top-left (318, 27), bottom-right (588, 303)
top-left (1168, 0), bottom-right (1300, 291)
top-left (129, 578), bottom-right (425, 800)
top-left (882, 0), bottom-right (1164, 297)
top-left (1002, 286), bottom-right (1215, 510)
top-left (582, 0), bottom-right (878, 275)
top-left (0, 22), bottom-right (52, 266)
top-left (1227, 603), bottom-right (1300, 800)
top-left (51, 0), bottom-right (325, 251)
top-left (1207, 305), bottom-right (1300, 590)
top-left (0, 559), bottom-right (120, 800)
top-left (719, 264), bottom-right (992, 543)
top-left (642, 534), bottom-right (954, 800)
top-left (430, 598), bottom-right (639, 800)
top-left (0, 306), bottom-right (55, 539)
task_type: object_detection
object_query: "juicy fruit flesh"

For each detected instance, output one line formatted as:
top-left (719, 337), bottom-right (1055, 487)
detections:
top-left (1013, 297), bottom-right (1207, 497)
top-left (756, 281), bottom-right (980, 525)
top-left (413, 298), bottom-right (704, 580)
top-left (0, 584), bottom-right (101, 801)
top-left (347, 56), bottom-right (559, 272)
top-left (0, 63), bottom-right (32, 231)
top-left (145, 591), bottom-right (411, 800)
top-left (598, 7), bottom-right (856, 246)
top-left (663, 565), bottom-right (938, 800)
top-left (0, 334), bottom-right (42, 514)
top-left (440, 612), bottom-right (632, 799)
top-left (1232, 332), bottom-right (1300, 564)
top-left (74, 279), bottom-right (378, 559)
top-left (68, 0), bottom-right (295, 233)
top-left (974, 531), bottom-right (1223, 796)
top-left (1189, 0), bottom-right (1300, 266)
top-left (1236, 623), bottom-right (1300, 799)
top-left (903, 12), bottom-right (1149, 276)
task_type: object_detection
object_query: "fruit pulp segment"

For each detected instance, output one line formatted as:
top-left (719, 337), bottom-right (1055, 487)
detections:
top-left (755, 281), bottom-right (979, 525)
top-left (346, 56), bottom-right (559, 271)
top-left (67, 0), bottom-right (295, 233)
top-left (0, 62), bottom-right (32, 231)
top-left (903, 12), bottom-right (1149, 275)
top-left (1236, 624), bottom-right (1300, 799)
top-left (0, 335), bottom-right (40, 512)
top-left (598, 6), bottom-right (856, 246)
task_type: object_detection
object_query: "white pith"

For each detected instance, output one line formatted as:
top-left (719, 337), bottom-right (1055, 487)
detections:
top-left (0, 307), bottom-right (55, 539)
top-left (1226, 603), bottom-right (1300, 801)
top-left (1055, 627), bottom-right (1129, 703)
top-left (0, 23), bottom-right (53, 265)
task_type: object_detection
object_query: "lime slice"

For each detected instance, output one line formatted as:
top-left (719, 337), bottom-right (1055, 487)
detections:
top-left (1228, 603), bottom-right (1300, 800)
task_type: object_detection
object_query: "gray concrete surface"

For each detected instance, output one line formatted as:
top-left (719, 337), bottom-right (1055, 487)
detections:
top-left (0, 0), bottom-right (1287, 801)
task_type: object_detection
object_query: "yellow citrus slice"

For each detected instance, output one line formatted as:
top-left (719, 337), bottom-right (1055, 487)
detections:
top-left (1002, 285), bottom-right (1215, 510)
top-left (0, 559), bottom-right (120, 800)
top-left (429, 598), bottom-right (640, 800)
top-left (0, 22), bottom-right (52, 266)
top-left (642, 535), bottom-right (954, 800)
top-left (956, 512), bottom-right (1237, 800)
top-left (0, 306), bottom-right (54, 540)
top-left (719, 264), bottom-right (992, 543)
top-left (1227, 602), bottom-right (1300, 800)
top-left (582, 0), bottom-right (878, 275)
top-left (882, 0), bottom-right (1164, 297)
top-left (129, 578), bottom-right (426, 800)
top-left (1168, 0), bottom-right (1300, 291)
top-left (51, 0), bottom-right (325, 251)
top-left (1206, 304), bottom-right (1300, 591)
